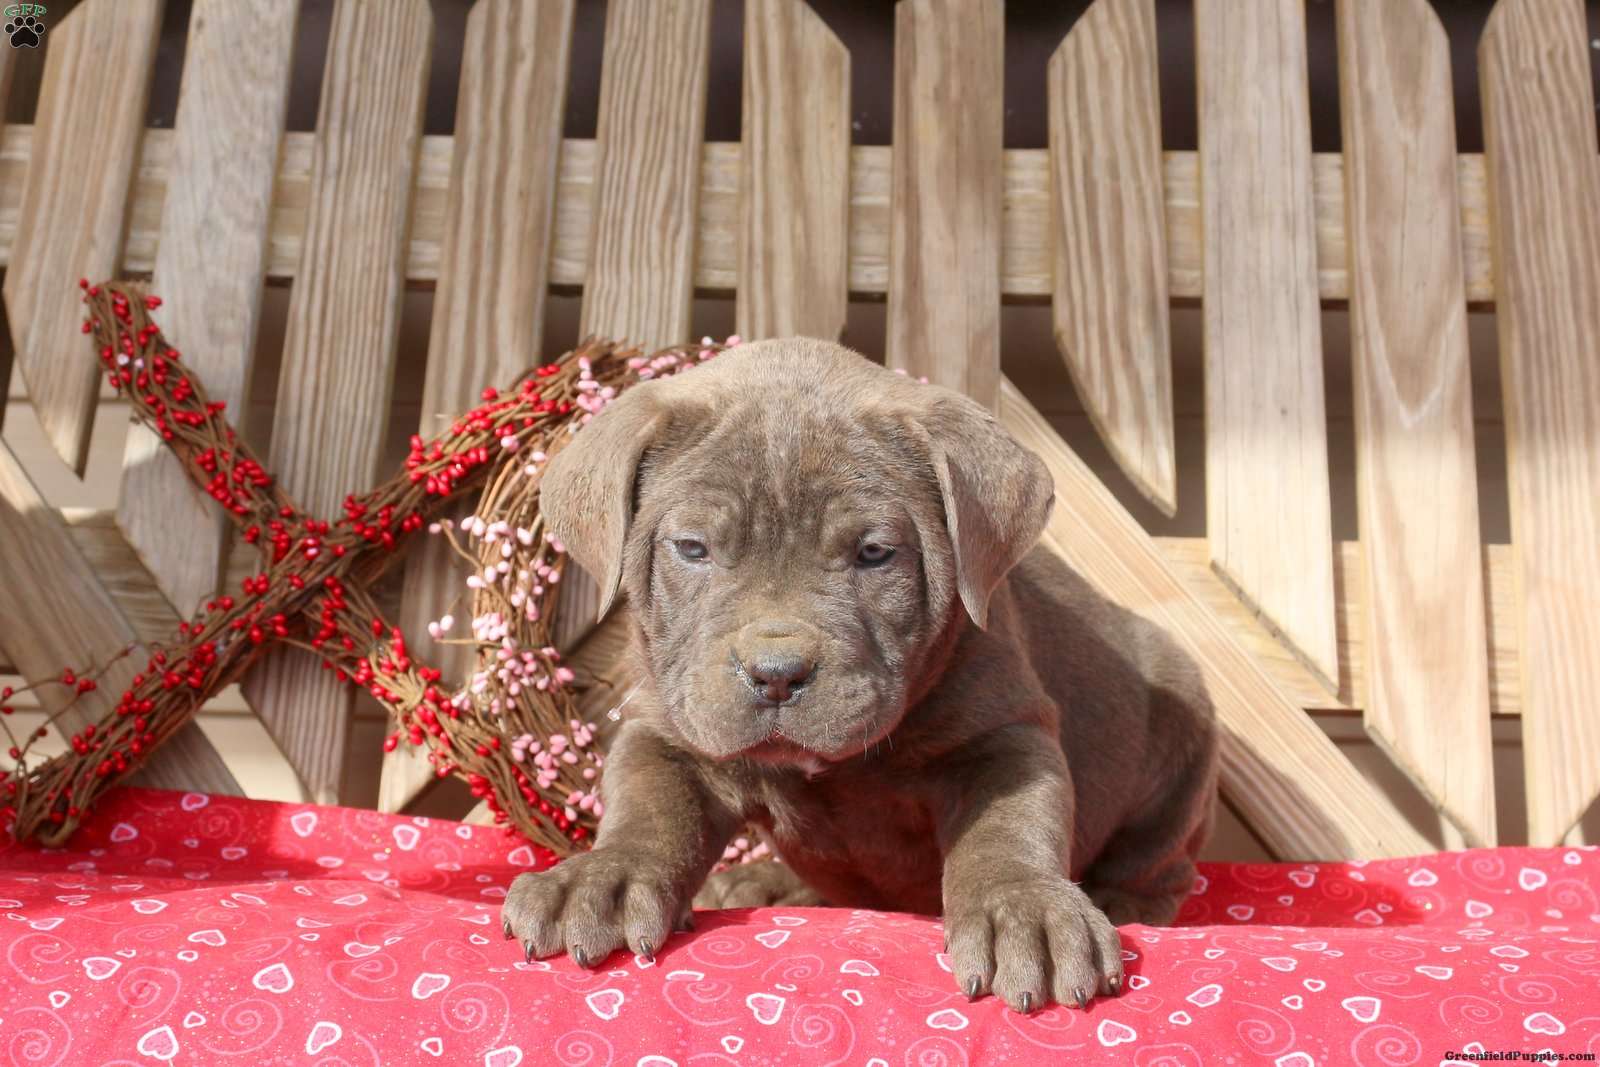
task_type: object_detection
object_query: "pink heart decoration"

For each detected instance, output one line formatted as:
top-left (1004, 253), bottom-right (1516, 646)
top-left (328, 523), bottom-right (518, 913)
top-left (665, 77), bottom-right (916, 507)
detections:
top-left (1262, 957), bottom-right (1296, 972)
top-left (305, 1021), bottom-right (342, 1055)
top-left (1186, 983), bottom-right (1222, 1007)
top-left (137, 1025), bottom-right (179, 1061)
top-left (1415, 964), bottom-right (1452, 980)
top-left (839, 959), bottom-right (879, 977)
top-left (1287, 871), bottom-right (1315, 888)
top-left (842, 989), bottom-right (863, 1006)
top-left (753, 929), bottom-right (789, 949)
top-left (721, 1036), bottom-right (744, 1053)
top-left (81, 956), bottom-right (121, 980)
top-left (1524, 1012), bottom-right (1565, 1036)
top-left (130, 899), bottom-right (167, 914)
top-left (1096, 1019), bottom-right (1137, 1047)
top-left (1281, 994), bottom-right (1303, 1010)
top-left (420, 1037), bottom-right (444, 1057)
top-left (290, 811), bottom-right (318, 837)
top-left (179, 792), bottom-right (209, 810)
top-left (412, 973), bottom-right (452, 1000)
top-left (109, 823), bottom-right (138, 843)
top-left (1341, 995), bottom-right (1380, 1023)
top-left (391, 825), bottom-right (421, 851)
top-left (771, 916), bottom-right (807, 927)
top-left (252, 962), bottom-right (294, 994)
top-left (925, 1009), bottom-right (968, 1032)
top-left (181, 1012), bottom-right (205, 1028)
top-left (746, 992), bottom-right (785, 1026)
top-left (504, 845), bottom-right (535, 867)
top-left (187, 929), bottom-right (226, 946)
top-left (484, 1046), bottom-right (523, 1067)
top-left (220, 846), bottom-right (248, 860)
top-left (586, 988), bottom-right (624, 1020)
top-left (1168, 1010), bottom-right (1192, 1025)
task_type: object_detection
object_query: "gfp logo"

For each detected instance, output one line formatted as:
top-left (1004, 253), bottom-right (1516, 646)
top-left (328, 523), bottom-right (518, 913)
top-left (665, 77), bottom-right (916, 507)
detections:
top-left (4, 3), bottom-right (46, 48)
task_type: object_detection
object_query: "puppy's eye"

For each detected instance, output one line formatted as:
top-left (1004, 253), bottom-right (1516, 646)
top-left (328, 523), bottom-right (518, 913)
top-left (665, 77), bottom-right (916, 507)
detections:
top-left (855, 542), bottom-right (895, 567)
top-left (673, 539), bottom-right (709, 562)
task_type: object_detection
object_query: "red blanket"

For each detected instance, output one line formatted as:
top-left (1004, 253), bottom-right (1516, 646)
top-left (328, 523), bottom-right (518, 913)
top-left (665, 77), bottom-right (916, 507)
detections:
top-left (2, 788), bottom-right (1596, 1065)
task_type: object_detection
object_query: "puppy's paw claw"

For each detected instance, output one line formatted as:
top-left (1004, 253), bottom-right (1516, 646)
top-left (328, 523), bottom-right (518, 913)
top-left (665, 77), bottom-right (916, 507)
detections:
top-left (500, 847), bottom-right (682, 969)
top-left (945, 872), bottom-right (1124, 1011)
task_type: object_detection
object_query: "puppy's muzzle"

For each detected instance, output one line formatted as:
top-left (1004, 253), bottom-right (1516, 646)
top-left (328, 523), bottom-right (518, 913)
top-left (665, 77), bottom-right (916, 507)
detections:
top-left (732, 620), bottom-right (820, 706)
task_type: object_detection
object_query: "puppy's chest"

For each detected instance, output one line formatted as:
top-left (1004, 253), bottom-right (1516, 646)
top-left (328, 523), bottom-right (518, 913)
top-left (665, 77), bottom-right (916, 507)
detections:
top-left (752, 777), bottom-right (944, 911)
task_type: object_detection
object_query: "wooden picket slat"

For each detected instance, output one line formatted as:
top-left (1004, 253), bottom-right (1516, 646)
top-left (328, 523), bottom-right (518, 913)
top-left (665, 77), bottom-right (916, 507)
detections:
top-left (238, 0), bottom-right (433, 806)
top-left (1335, 0), bottom-right (1495, 847)
top-left (116, 0), bottom-right (300, 622)
top-left (737, 0), bottom-right (850, 341)
top-left (555, 0), bottom-right (712, 656)
top-left (1, 0), bottom-right (163, 475)
top-left (385, 0), bottom-right (576, 815)
top-left (0, 441), bottom-right (241, 797)
top-left (1480, 0), bottom-right (1600, 847)
top-left (886, 0), bottom-right (1004, 409)
top-left (1047, 0), bottom-right (1175, 516)
top-left (1194, 0), bottom-right (1338, 690)
top-left (0, 131), bottom-right (1505, 306)
top-left (1002, 383), bottom-right (1430, 860)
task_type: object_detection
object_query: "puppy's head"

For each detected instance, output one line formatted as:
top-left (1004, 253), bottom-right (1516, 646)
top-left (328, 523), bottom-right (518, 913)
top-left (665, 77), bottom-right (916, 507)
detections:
top-left (541, 339), bottom-right (1053, 765)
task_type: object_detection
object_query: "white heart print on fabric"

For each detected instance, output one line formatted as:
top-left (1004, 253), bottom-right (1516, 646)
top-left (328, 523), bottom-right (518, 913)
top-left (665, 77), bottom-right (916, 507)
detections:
top-left (926, 1009), bottom-right (969, 1032)
top-left (483, 1046), bottom-right (522, 1067)
top-left (1097, 1020), bottom-right (1137, 1047)
top-left (412, 973), bottom-right (451, 999)
top-left (137, 1025), bottom-right (179, 1061)
top-left (305, 1022), bottom-right (342, 1055)
top-left (253, 962), bottom-right (294, 994)
top-left (1341, 996), bottom-right (1381, 1023)
top-left (586, 988), bottom-right (624, 1020)
top-left (746, 992), bottom-right (785, 1025)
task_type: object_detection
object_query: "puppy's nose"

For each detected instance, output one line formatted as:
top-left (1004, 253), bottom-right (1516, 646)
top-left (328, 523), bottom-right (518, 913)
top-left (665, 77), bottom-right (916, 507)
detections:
top-left (741, 651), bottom-right (816, 705)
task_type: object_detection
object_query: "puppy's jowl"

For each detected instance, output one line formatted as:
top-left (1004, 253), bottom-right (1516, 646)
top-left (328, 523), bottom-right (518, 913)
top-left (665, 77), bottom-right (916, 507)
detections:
top-left (501, 339), bottom-right (1219, 1012)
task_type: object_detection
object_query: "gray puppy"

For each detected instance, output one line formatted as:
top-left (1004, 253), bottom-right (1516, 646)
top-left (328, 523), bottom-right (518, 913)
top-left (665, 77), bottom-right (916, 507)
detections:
top-left (501, 338), bottom-right (1218, 1012)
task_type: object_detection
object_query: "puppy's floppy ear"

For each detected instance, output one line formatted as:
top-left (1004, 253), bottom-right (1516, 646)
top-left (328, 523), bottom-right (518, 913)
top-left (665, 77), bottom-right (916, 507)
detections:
top-left (908, 389), bottom-right (1055, 630)
top-left (539, 387), bottom-right (671, 619)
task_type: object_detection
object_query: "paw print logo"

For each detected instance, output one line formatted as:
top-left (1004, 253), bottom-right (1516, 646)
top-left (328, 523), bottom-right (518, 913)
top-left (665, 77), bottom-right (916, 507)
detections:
top-left (5, 14), bottom-right (45, 48)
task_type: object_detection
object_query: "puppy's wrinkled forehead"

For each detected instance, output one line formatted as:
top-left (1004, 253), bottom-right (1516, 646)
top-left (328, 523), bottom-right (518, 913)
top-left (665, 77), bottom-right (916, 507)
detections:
top-left (652, 398), bottom-right (921, 561)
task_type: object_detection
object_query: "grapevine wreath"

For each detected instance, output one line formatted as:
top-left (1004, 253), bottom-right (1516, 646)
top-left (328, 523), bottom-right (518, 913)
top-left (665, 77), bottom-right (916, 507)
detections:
top-left (0, 278), bottom-right (750, 862)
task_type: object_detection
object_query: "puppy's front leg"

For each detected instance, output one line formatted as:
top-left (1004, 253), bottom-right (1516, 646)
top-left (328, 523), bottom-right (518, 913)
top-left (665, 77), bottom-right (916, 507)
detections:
top-left (939, 725), bottom-right (1124, 1013)
top-left (501, 722), bottom-right (737, 966)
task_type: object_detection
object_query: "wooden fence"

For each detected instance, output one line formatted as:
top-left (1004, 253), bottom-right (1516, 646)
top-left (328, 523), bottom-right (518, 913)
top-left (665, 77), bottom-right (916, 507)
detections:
top-left (1, 0), bottom-right (1597, 859)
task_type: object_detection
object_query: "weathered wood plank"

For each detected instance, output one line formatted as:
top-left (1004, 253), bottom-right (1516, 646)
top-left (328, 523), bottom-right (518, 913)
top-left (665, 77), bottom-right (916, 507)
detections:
top-left (0, 128), bottom-right (1505, 305)
top-left (557, 0), bottom-right (711, 657)
top-left (386, 0), bottom-right (576, 815)
top-left (579, 0), bottom-right (711, 351)
top-left (1480, 0), bottom-right (1600, 847)
top-left (1002, 381), bottom-right (1430, 860)
top-left (1, 0), bottom-right (163, 474)
top-left (116, 0), bottom-right (300, 622)
top-left (737, 0), bottom-right (850, 341)
top-left (1195, 0), bottom-right (1338, 690)
top-left (1336, 0), bottom-right (1495, 847)
top-left (238, 0), bottom-right (433, 807)
top-left (1047, 0), bottom-right (1174, 516)
top-left (886, 0), bottom-right (1004, 409)
top-left (0, 441), bottom-right (240, 796)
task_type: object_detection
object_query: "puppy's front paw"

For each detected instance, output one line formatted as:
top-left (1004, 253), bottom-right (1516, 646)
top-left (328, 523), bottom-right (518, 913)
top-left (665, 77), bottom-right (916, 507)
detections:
top-left (944, 874), bottom-right (1124, 1013)
top-left (501, 848), bottom-right (686, 967)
